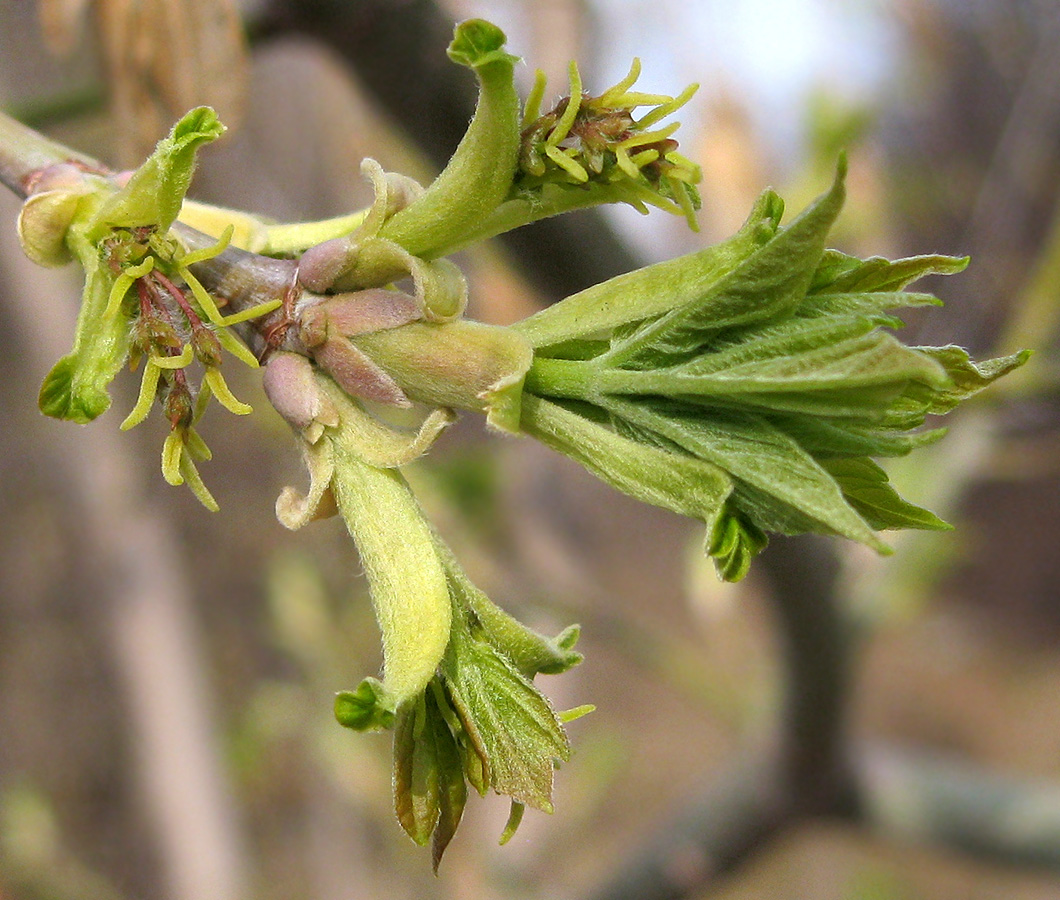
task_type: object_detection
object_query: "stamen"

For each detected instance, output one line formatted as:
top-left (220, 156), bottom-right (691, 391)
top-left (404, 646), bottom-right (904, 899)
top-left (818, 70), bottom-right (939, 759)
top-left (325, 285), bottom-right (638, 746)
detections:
top-left (178, 224), bottom-right (233, 267)
top-left (179, 451), bottom-right (219, 512)
top-left (215, 325), bottom-right (261, 368)
top-left (598, 58), bottom-right (642, 107)
top-left (545, 145), bottom-right (589, 182)
top-left (183, 426), bottom-right (213, 460)
top-left (162, 430), bottom-right (184, 485)
top-left (521, 69), bottom-right (548, 129)
top-left (203, 367), bottom-right (252, 415)
top-left (546, 62), bottom-right (583, 148)
top-left (121, 360), bottom-right (163, 430)
top-left (104, 255), bottom-right (155, 319)
top-left (617, 122), bottom-right (681, 150)
top-left (151, 345), bottom-right (195, 368)
top-left (636, 83), bottom-right (698, 129)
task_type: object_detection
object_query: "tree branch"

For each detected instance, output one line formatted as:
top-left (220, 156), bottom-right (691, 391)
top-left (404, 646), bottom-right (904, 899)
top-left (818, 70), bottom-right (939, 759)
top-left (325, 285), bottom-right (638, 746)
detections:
top-left (0, 110), bottom-right (100, 198)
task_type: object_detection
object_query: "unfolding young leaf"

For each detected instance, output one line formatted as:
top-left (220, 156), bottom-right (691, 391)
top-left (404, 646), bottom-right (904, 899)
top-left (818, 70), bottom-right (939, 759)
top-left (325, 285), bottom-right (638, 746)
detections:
top-left (442, 616), bottom-right (570, 812)
top-left (820, 457), bottom-right (950, 531)
top-left (608, 399), bottom-right (886, 550)
top-left (809, 251), bottom-right (969, 294)
top-left (514, 188), bottom-right (784, 350)
top-left (604, 157), bottom-right (848, 369)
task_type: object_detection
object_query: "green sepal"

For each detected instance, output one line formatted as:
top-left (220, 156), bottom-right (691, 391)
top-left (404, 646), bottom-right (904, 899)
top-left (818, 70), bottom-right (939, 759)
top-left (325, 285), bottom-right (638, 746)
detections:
top-left (819, 457), bottom-right (951, 532)
top-left (514, 187), bottom-right (784, 350)
top-left (334, 677), bottom-right (396, 732)
top-left (93, 107), bottom-right (224, 234)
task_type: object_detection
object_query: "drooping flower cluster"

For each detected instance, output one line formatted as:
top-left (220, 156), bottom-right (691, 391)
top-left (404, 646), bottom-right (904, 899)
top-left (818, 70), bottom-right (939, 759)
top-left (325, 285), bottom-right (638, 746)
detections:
top-left (516, 58), bottom-right (702, 227)
top-left (19, 108), bottom-right (279, 508)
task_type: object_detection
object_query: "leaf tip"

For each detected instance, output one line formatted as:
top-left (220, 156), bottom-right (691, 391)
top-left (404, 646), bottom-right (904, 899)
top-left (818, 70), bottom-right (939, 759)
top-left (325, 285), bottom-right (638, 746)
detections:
top-left (447, 19), bottom-right (516, 69)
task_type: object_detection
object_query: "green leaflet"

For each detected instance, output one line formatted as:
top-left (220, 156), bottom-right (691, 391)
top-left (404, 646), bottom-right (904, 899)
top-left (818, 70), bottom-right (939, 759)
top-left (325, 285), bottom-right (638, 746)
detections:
top-left (762, 414), bottom-right (948, 460)
top-left (655, 332), bottom-right (948, 418)
top-left (328, 440), bottom-right (586, 863)
top-left (441, 608), bottom-right (571, 813)
top-left (809, 250), bottom-right (969, 294)
top-left (392, 687), bottom-right (467, 867)
top-left (876, 346), bottom-right (1030, 431)
top-left (514, 187), bottom-right (784, 350)
top-left (609, 399), bottom-right (887, 550)
top-left (602, 156), bottom-right (848, 369)
top-left (708, 504), bottom-right (769, 583)
top-left (794, 290), bottom-right (941, 321)
top-left (437, 536), bottom-right (583, 679)
top-left (521, 394), bottom-right (733, 525)
top-left (677, 312), bottom-right (892, 374)
top-left (906, 346), bottom-right (1032, 415)
top-left (819, 457), bottom-right (951, 532)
